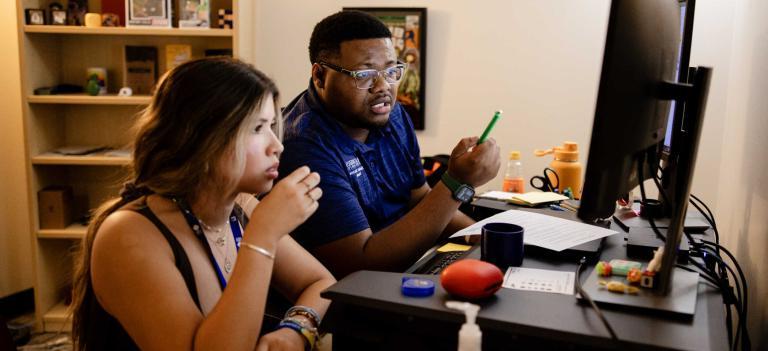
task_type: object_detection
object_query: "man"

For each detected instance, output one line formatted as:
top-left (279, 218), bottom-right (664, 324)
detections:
top-left (279, 11), bottom-right (500, 277)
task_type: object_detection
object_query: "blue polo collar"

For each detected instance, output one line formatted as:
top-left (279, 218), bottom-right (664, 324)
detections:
top-left (303, 81), bottom-right (393, 154)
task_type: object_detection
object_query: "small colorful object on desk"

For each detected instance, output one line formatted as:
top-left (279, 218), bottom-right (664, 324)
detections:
top-left (563, 187), bottom-right (575, 200)
top-left (626, 267), bottom-right (643, 284)
top-left (599, 280), bottom-right (640, 295)
top-left (549, 203), bottom-right (566, 211)
top-left (608, 259), bottom-right (642, 276)
top-left (401, 277), bottom-right (435, 297)
top-left (640, 270), bottom-right (656, 288)
top-left (595, 261), bottom-right (612, 277)
top-left (441, 259), bottom-right (503, 300)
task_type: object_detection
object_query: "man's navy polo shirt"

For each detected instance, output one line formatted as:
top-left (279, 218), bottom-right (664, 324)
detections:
top-left (278, 83), bottom-right (426, 249)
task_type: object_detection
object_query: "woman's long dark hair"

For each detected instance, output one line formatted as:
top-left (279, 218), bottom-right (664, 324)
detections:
top-left (71, 57), bottom-right (280, 350)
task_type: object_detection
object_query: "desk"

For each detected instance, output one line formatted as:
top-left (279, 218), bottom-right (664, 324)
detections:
top-left (320, 199), bottom-right (729, 350)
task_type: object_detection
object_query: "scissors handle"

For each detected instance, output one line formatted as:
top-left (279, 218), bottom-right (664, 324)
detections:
top-left (529, 175), bottom-right (551, 192)
top-left (543, 167), bottom-right (560, 190)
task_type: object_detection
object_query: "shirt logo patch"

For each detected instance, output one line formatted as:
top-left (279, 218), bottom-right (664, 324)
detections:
top-left (345, 157), bottom-right (364, 178)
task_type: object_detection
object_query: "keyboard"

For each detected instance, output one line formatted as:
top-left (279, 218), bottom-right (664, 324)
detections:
top-left (412, 251), bottom-right (469, 275)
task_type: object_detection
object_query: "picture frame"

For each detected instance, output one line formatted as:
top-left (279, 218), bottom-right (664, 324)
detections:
top-left (51, 10), bottom-right (67, 25)
top-left (126, 0), bottom-right (172, 27)
top-left (25, 9), bottom-right (46, 25)
top-left (179, 0), bottom-right (210, 28)
top-left (344, 7), bottom-right (427, 130)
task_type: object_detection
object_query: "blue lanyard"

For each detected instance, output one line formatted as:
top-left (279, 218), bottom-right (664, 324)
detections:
top-left (175, 198), bottom-right (244, 290)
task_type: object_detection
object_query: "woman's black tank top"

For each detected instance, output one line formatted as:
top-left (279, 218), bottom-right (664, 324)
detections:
top-left (80, 198), bottom-right (248, 350)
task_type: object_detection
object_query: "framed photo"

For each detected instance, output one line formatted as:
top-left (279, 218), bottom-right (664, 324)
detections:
top-left (126, 0), bottom-right (171, 27)
top-left (344, 7), bottom-right (427, 130)
top-left (179, 0), bottom-right (210, 28)
top-left (51, 10), bottom-right (67, 25)
top-left (25, 9), bottom-right (46, 25)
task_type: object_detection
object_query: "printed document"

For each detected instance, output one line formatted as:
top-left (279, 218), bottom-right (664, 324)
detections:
top-left (503, 267), bottom-right (575, 295)
top-left (449, 209), bottom-right (618, 252)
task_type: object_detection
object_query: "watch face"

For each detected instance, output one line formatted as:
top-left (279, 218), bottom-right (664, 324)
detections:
top-left (455, 185), bottom-right (475, 203)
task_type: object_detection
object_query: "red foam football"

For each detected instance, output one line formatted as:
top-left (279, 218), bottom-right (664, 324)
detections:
top-left (440, 259), bottom-right (504, 299)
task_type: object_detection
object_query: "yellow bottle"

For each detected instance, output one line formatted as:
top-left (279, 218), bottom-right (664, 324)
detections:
top-left (533, 142), bottom-right (582, 199)
top-left (502, 151), bottom-right (525, 193)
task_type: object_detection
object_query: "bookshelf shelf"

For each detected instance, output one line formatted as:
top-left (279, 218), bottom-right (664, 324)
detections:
top-left (38, 223), bottom-right (88, 239)
top-left (32, 154), bottom-right (132, 166)
top-left (24, 25), bottom-right (233, 37)
top-left (27, 94), bottom-right (151, 105)
top-left (43, 301), bottom-right (71, 332)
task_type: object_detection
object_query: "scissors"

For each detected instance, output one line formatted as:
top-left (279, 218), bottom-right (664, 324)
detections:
top-left (530, 167), bottom-right (560, 193)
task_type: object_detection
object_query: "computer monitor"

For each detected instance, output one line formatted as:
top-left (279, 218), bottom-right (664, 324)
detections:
top-left (578, 0), bottom-right (712, 296)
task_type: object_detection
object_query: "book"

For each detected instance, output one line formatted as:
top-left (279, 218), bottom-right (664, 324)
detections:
top-left (165, 44), bottom-right (192, 70)
top-left (124, 46), bottom-right (158, 95)
top-left (478, 191), bottom-right (569, 206)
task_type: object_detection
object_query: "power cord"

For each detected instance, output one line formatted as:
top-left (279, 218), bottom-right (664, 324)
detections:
top-left (575, 257), bottom-right (619, 343)
top-left (641, 150), bottom-right (750, 350)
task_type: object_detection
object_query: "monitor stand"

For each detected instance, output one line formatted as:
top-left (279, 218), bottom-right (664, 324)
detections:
top-left (579, 266), bottom-right (699, 318)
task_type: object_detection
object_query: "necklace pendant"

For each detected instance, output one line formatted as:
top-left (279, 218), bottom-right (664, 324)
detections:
top-left (224, 258), bottom-right (232, 273)
top-left (215, 236), bottom-right (226, 247)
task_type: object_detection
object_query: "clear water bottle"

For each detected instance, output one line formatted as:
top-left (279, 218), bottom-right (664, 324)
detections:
top-left (502, 151), bottom-right (525, 193)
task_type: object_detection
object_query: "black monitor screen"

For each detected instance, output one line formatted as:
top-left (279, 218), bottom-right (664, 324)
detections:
top-left (579, 0), bottom-right (685, 221)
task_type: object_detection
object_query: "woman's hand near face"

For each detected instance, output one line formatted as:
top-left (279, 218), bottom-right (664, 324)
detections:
top-left (247, 166), bottom-right (322, 244)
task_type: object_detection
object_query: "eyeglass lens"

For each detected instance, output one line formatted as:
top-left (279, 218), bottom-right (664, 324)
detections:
top-left (352, 66), bottom-right (404, 89)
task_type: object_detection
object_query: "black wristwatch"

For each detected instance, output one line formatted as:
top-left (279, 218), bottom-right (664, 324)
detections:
top-left (441, 172), bottom-right (475, 203)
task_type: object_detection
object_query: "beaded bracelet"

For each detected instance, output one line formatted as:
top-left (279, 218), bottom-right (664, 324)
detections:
top-left (276, 318), bottom-right (317, 351)
top-left (284, 305), bottom-right (321, 328)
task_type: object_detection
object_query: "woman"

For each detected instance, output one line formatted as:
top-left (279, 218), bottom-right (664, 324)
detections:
top-left (72, 57), bottom-right (334, 350)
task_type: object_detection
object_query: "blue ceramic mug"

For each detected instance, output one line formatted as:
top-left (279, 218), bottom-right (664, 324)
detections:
top-left (481, 222), bottom-right (524, 269)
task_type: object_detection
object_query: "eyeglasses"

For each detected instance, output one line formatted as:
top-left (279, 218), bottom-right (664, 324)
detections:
top-left (318, 61), bottom-right (406, 90)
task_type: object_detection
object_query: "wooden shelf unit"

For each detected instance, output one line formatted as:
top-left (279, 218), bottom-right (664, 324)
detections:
top-left (27, 94), bottom-right (151, 105)
top-left (32, 153), bottom-right (132, 166)
top-left (42, 301), bottom-right (72, 333)
top-left (38, 223), bottom-right (88, 240)
top-left (24, 25), bottom-right (233, 37)
top-left (16, 0), bottom-right (248, 331)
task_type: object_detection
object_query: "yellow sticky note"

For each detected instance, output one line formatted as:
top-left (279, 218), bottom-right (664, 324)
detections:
top-left (437, 243), bottom-right (472, 253)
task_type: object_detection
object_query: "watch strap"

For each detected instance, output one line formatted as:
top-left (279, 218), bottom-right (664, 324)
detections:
top-left (440, 172), bottom-right (463, 192)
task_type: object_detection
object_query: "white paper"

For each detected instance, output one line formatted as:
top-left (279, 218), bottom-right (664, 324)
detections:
top-left (449, 209), bottom-right (618, 252)
top-left (502, 267), bottom-right (575, 295)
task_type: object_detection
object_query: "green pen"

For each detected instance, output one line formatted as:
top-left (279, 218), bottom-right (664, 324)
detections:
top-left (478, 110), bottom-right (502, 144)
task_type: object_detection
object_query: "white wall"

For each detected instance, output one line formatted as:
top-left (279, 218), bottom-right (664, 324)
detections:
top-left (250, 1), bottom-right (768, 346)
top-left (251, 0), bottom-right (613, 193)
top-left (716, 0), bottom-right (768, 347)
top-left (0, 0), bottom-right (33, 298)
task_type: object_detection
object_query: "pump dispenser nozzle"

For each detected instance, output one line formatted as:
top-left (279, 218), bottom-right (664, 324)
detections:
top-left (446, 301), bottom-right (482, 351)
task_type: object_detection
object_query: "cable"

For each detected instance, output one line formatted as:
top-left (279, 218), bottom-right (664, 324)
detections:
top-left (636, 156), bottom-right (666, 242)
top-left (650, 174), bottom-right (700, 247)
top-left (575, 257), bottom-right (619, 344)
top-left (689, 194), bottom-right (720, 245)
top-left (699, 241), bottom-right (751, 350)
top-left (687, 199), bottom-right (719, 245)
top-left (675, 263), bottom-right (720, 288)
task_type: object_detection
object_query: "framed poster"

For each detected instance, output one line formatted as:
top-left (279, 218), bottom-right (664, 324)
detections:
top-left (344, 7), bottom-right (427, 130)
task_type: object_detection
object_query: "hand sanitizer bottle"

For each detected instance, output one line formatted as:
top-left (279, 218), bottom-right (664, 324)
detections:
top-left (445, 301), bottom-right (481, 351)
